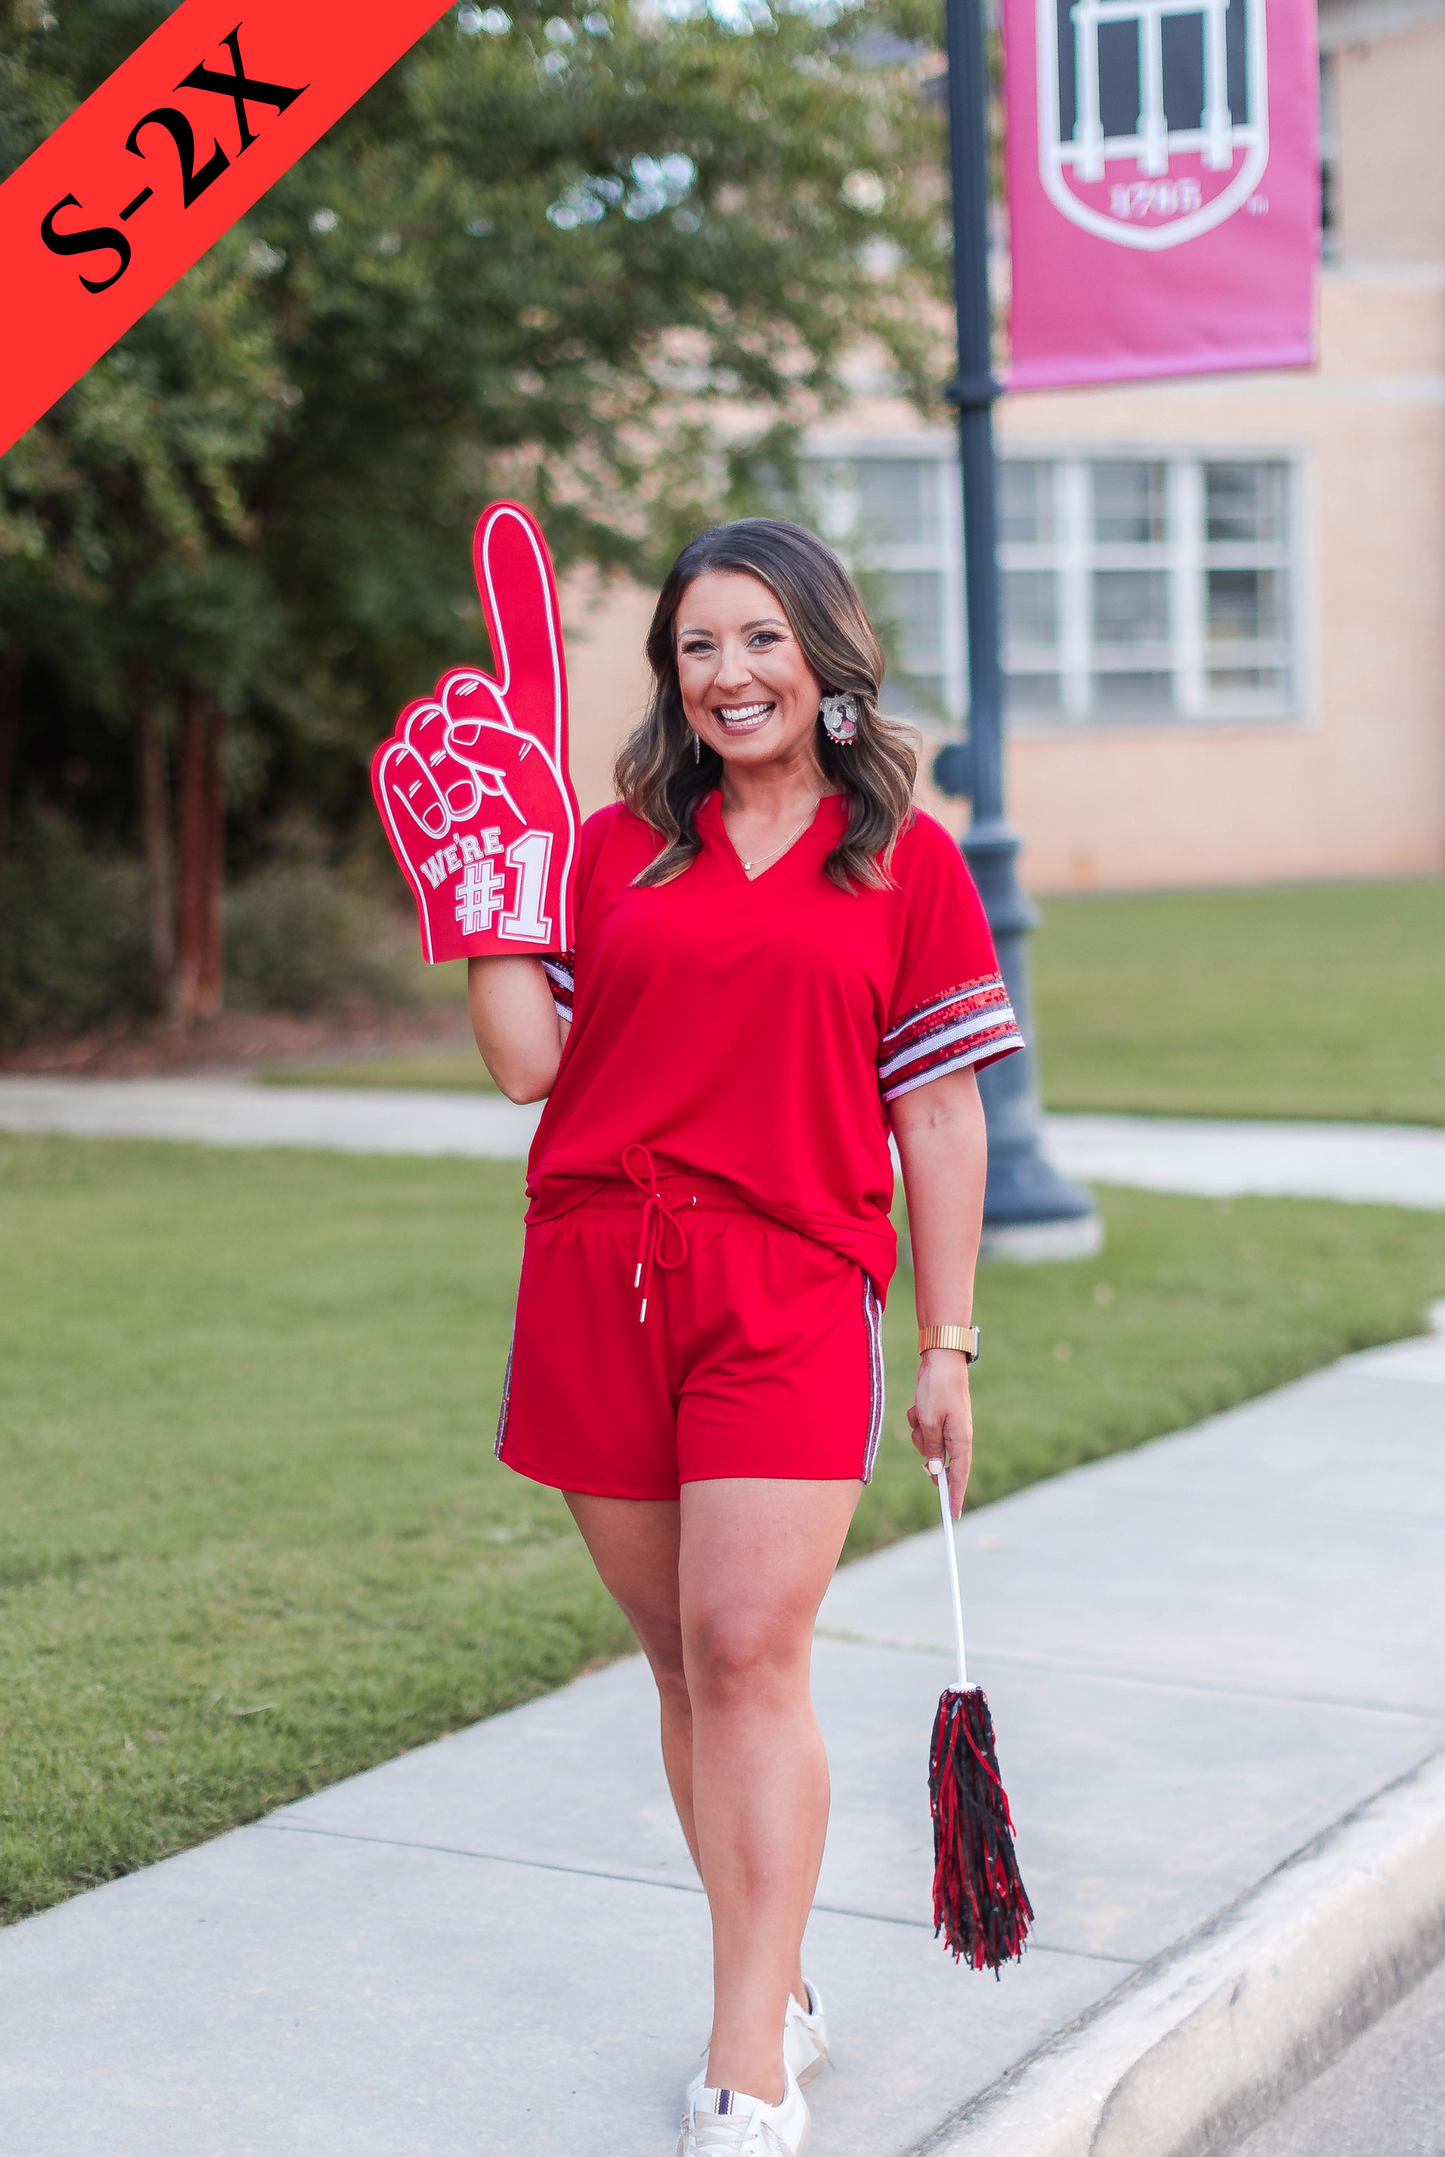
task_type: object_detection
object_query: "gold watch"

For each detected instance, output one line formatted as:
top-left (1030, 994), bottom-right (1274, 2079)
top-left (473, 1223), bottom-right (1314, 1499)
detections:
top-left (919, 1324), bottom-right (980, 1362)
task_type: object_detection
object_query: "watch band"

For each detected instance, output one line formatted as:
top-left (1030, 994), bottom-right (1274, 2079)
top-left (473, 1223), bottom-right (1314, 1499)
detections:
top-left (919, 1324), bottom-right (980, 1362)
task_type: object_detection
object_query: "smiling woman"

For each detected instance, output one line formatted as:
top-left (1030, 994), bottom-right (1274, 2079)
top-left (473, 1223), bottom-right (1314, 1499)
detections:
top-left (464, 517), bottom-right (1023, 2156)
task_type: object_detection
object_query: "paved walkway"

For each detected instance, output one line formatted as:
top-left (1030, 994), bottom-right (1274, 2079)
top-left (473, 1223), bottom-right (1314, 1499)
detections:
top-left (2, 1076), bottom-right (1443, 1208)
top-left (2, 1326), bottom-right (1442, 2155)
top-left (1051, 1110), bottom-right (1445, 1211)
top-left (0, 1075), bottom-right (546, 1158)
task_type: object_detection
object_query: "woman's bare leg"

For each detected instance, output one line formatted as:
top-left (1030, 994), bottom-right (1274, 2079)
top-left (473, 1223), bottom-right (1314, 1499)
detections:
top-left (680, 1477), bottom-right (861, 2106)
top-left (565, 1482), bottom-right (856, 2096)
top-left (564, 1494), bottom-right (700, 1868)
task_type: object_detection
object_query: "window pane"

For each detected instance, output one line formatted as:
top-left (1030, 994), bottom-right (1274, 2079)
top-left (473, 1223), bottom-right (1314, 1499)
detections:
top-left (1093, 569), bottom-right (1169, 646)
top-left (1006, 673), bottom-right (1062, 716)
top-left (1205, 463), bottom-right (1287, 543)
top-left (857, 460), bottom-right (938, 547)
top-left (870, 569), bottom-right (947, 716)
top-left (1207, 568), bottom-right (1283, 642)
top-left (873, 569), bottom-right (943, 659)
top-left (998, 461), bottom-right (1054, 544)
top-left (1208, 667), bottom-right (1289, 695)
top-left (800, 459), bottom-right (858, 545)
top-left (1092, 461), bottom-right (1167, 543)
top-left (1093, 671), bottom-right (1175, 712)
top-left (1002, 568), bottom-right (1058, 649)
top-left (893, 673), bottom-right (948, 713)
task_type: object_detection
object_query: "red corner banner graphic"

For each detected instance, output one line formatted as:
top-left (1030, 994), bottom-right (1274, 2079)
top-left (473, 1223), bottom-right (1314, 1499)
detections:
top-left (1003, 0), bottom-right (1319, 387)
top-left (0, 0), bottom-right (454, 457)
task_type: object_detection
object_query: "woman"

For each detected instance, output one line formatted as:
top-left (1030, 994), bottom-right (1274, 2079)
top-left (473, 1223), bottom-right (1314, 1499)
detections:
top-left (468, 519), bottom-right (1022, 2157)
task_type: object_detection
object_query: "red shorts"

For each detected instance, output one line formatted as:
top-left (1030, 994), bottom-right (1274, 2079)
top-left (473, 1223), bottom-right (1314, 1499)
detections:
top-left (497, 1173), bottom-right (884, 1499)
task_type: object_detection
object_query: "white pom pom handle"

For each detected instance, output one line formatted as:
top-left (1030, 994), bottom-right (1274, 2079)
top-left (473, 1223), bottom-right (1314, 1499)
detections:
top-left (928, 1458), bottom-right (969, 1692)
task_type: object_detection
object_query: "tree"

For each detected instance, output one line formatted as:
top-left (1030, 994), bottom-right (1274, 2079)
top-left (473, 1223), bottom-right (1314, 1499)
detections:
top-left (0, 213), bottom-right (296, 1012)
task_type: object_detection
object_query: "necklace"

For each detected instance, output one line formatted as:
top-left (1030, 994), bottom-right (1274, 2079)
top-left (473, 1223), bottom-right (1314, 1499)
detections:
top-left (729, 798), bottom-right (822, 875)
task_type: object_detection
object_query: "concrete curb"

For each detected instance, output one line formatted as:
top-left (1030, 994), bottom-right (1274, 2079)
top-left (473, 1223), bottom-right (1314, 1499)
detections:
top-left (918, 1744), bottom-right (1445, 2157)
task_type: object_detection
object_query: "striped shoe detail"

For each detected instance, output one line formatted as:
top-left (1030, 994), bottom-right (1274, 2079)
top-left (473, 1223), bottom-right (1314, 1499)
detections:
top-left (861, 1272), bottom-right (885, 1484)
top-left (879, 973), bottom-right (1023, 1102)
top-left (540, 952), bottom-right (575, 1021)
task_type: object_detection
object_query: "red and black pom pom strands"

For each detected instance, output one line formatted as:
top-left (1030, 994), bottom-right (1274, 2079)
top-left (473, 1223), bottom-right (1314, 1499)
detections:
top-left (925, 1460), bottom-right (1034, 1973)
top-left (928, 1684), bottom-right (1033, 1972)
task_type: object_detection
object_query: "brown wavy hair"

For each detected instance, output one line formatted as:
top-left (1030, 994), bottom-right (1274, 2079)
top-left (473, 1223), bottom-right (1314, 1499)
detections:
top-left (614, 520), bottom-right (917, 893)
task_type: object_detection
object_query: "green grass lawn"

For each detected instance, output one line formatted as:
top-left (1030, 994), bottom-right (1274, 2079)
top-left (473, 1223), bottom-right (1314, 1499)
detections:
top-left (2, 1131), bottom-right (1440, 1924)
top-left (1032, 877), bottom-right (1445, 1125)
top-left (259, 1046), bottom-right (497, 1091)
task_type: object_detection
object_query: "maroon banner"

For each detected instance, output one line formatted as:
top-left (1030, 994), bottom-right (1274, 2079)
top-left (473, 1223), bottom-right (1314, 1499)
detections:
top-left (0, 0), bottom-right (453, 457)
top-left (1003, 0), bottom-right (1319, 387)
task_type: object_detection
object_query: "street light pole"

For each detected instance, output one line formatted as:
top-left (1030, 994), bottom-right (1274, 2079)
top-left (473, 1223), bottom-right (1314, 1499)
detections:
top-left (938, 0), bottom-right (1099, 1256)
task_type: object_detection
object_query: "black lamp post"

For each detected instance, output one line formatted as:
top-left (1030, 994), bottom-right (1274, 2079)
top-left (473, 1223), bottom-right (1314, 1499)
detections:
top-left (936, 0), bottom-right (1098, 1255)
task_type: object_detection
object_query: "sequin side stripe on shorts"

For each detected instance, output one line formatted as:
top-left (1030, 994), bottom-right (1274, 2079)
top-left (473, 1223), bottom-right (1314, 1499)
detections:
top-left (495, 1320), bottom-right (517, 1459)
top-left (861, 1273), bottom-right (885, 1482)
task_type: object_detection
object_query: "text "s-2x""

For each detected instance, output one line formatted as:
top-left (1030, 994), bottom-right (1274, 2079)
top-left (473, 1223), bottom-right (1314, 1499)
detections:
top-left (40, 24), bottom-right (306, 295)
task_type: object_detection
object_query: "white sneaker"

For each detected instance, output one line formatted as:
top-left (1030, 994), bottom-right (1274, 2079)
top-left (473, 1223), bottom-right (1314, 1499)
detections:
top-left (685, 1983), bottom-right (830, 2103)
top-left (675, 2072), bottom-right (811, 2156)
top-left (783, 1982), bottom-right (830, 2086)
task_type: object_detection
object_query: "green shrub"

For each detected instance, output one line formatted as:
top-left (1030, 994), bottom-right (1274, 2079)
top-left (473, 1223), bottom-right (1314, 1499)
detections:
top-left (223, 860), bottom-right (415, 1013)
top-left (0, 814), bottom-right (150, 1047)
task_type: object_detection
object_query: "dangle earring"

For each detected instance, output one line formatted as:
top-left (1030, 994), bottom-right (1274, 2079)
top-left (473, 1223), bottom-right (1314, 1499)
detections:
top-left (819, 692), bottom-right (860, 745)
top-left (692, 728), bottom-right (701, 764)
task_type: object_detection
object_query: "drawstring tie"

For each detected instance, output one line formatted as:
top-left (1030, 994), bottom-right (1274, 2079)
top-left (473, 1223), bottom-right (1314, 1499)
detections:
top-left (622, 1144), bottom-right (694, 1323)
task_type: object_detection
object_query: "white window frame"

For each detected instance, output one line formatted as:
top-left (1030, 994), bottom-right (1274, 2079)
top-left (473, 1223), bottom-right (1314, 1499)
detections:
top-left (801, 435), bottom-right (967, 724)
top-left (801, 435), bottom-right (1306, 733)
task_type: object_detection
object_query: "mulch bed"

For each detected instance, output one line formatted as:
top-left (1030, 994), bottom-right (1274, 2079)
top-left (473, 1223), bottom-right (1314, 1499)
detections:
top-left (0, 1003), bottom-right (475, 1079)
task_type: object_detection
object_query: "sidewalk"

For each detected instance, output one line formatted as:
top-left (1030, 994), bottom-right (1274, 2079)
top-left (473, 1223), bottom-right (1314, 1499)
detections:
top-left (2, 1074), bottom-right (1444, 1207)
top-left (2, 1324), bottom-right (1442, 2156)
top-left (0, 1074), bottom-right (545, 1158)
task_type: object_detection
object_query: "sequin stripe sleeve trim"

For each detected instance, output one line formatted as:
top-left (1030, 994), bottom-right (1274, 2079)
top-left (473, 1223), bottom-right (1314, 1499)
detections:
top-left (540, 952), bottom-right (576, 1022)
top-left (878, 974), bottom-right (1024, 1103)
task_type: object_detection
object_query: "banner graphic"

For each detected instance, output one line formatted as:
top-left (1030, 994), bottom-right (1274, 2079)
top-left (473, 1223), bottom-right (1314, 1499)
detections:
top-left (1003, 0), bottom-right (1319, 387)
top-left (0, 0), bottom-right (453, 457)
top-left (371, 503), bottom-right (580, 964)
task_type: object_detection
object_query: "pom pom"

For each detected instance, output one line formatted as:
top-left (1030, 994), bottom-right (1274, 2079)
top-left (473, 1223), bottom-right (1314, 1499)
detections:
top-left (928, 1684), bottom-right (1033, 1973)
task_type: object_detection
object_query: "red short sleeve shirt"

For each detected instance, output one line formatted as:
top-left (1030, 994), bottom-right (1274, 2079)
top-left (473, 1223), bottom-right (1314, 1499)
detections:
top-left (529, 792), bottom-right (1023, 1300)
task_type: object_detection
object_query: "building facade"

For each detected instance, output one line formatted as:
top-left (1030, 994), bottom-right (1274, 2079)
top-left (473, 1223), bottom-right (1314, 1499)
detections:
top-left (560, 0), bottom-right (1445, 892)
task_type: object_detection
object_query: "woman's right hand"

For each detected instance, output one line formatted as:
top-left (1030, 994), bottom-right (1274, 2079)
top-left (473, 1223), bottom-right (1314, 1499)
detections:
top-left (467, 955), bottom-right (567, 1102)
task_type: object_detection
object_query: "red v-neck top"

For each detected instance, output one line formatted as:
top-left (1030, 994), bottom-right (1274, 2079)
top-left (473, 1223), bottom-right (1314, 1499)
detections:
top-left (528, 791), bottom-right (1023, 1301)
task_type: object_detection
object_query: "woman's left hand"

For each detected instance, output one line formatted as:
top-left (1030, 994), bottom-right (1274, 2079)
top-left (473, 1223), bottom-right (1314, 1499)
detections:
top-left (907, 1349), bottom-right (973, 1519)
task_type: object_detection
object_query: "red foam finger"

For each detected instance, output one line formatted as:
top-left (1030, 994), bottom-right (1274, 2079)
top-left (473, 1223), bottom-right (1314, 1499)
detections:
top-left (370, 502), bottom-right (580, 964)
